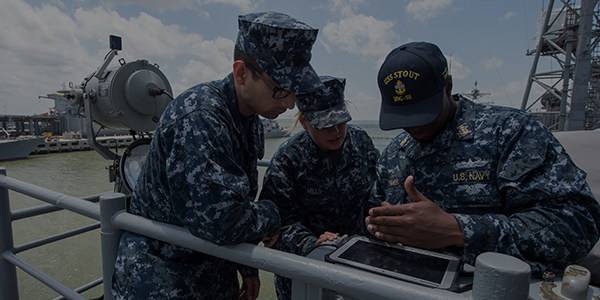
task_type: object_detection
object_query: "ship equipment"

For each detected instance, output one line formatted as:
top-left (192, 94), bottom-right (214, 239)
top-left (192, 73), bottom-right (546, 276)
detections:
top-left (53, 35), bottom-right (173, 195)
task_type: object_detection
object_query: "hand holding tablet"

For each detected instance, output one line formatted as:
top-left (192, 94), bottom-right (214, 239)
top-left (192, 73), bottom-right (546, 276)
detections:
top-left (326, 236), bottom-right (462, 290)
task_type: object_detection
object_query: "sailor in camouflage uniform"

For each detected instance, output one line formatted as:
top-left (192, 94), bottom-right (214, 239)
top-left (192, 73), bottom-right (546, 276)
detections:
top-left (366, 41), bottom-right (600, 277)
top-left (260, 76), bottom-right (379, 300)
top-left (112, 12), bottom-right (323, 300)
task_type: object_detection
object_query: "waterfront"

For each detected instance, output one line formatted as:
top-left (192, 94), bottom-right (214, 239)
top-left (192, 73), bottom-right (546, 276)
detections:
top-left (1, 120), bottom-right (397, 299)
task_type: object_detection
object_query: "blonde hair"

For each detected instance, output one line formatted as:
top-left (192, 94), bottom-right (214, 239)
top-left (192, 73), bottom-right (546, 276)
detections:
top-left (287, 111), bottom-right (304, 134)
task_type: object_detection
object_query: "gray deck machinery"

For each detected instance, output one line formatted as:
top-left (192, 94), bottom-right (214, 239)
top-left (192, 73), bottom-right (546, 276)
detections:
top-left (53, 35), bottom-right (172, 196)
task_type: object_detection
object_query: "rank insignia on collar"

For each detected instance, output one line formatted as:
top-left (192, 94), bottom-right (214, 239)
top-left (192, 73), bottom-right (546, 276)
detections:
top-left (400, 135), bottom-right (410, 147)
top-left (457, 123), bottom-right (471, 137)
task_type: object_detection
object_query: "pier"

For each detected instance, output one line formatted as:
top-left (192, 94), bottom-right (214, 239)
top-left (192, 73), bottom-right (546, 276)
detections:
top-left (31, 135), bottom-right (134, 155)
top-left (0, 114), bottom-right (62, 137)
top-left (1, 113), bottom-right (136, 157)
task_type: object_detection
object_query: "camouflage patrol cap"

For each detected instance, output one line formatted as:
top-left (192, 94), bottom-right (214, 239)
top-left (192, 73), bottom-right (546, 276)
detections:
top-left (296, 76), bottom-right (351, 130)
top-left (236, 12), bottom-right (324, 95)
top-left (378, 41), bottom-right (449, 130)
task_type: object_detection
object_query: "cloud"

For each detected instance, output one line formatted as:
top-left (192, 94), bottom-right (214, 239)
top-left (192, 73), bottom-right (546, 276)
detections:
top-left (501, 11), bottom-right (517, 21)
top-left (98, 0), bottom-right (259, 13)
top-left (480, 57), bottom-right (504, 71)
top-left (323, 0), bottom-right (366, 17)
top-left (73, 7), bottom-right (198, 61)
top-left (99, 0), bottom-right (196, 12)
top-left (0, 0), bottom-right (234, 114)
top-left (446, 54), bottom-right (471, 80)
top-left (203, 0), bottom-right (259, 13)
top-left (487, 79), bottom-right (523, 108)
top-left (406, 0), bottom-right (453, 22)
top-left (71, 6), bottom-right (235, 96)
top-left (175, 37), bottom-right (234, 91)
top-left (0, 0), bottom-right (95, 114)
top-left (347, 91), bottom-right (380, 120)
top-left (320, 14), bottom-right (399, 61)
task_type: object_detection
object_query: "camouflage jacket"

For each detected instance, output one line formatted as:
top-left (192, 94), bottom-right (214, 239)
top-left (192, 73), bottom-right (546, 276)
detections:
top-left (112, 74), bottom-right (280, 299)
top-left (260, 125), bottom-right (379, 256)
top-left (368, 96), bottom-right (600, 277)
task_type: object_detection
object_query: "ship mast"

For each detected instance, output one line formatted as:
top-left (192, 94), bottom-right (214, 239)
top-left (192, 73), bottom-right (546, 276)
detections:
top-left (521, 0), bottom-right (600, 131)
top-left (462, 81), bottom-right (492, 104)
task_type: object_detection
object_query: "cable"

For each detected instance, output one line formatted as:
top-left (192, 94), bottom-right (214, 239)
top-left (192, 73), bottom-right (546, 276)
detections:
top-left (148, 88), bottom-right (174, 100)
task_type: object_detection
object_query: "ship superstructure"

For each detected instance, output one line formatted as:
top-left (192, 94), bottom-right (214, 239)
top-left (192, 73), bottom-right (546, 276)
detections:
top-left (521, 0), bottom-right (600, 131)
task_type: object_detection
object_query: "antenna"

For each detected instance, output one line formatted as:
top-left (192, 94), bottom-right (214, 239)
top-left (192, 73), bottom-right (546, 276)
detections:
top-left (462, 81), bottom-right (492, 104)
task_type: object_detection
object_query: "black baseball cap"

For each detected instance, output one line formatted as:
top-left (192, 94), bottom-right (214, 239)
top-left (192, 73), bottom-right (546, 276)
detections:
top-left (378, 42), bottom-right (449, 130)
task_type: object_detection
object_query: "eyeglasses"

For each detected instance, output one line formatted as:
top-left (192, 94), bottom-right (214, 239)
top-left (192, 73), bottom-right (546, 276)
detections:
top-left (244, 63), bottom-right (292, 99)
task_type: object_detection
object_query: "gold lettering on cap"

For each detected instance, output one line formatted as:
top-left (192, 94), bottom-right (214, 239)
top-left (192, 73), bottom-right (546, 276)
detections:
top-left (383, 70), bottom-right (421, 85)
top-left (393, 94), bottom-right (412, 102)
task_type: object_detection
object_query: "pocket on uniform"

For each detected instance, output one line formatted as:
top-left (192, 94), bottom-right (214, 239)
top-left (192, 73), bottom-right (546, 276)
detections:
top-left (448, 156), bottom-right (500, 210)
top-left (451, 182), bottom-right (501, 208)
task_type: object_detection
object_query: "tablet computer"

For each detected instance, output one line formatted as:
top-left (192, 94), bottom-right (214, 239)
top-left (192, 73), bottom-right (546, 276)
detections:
top-left (325, 236), bottom-right (462, 290)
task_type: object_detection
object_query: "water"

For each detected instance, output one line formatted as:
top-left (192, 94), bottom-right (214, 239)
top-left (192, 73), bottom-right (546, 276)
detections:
top-left (3, 151), bottom-right (114, 299)
top-left (1, 120), bottom-right (398, 299)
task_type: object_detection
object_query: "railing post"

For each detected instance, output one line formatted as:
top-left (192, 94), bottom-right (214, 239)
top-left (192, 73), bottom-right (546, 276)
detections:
top-left (472, 252), bottom-right (531, 300)
top-left (0, 168), bottom-right (19, 300)
top-left (99, 192), bottom-right (126, 300)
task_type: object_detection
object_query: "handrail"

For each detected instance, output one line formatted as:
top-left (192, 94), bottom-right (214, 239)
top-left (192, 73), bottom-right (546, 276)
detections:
top-left (11, 194), bottom-right (102, 221)
top-left (1, 166), bottom-right (533, 300)
top-left (0, 168), bottom-right (104, 299)
top-left (109, 208), bottom-right (467, 300)
top-left (52, 279), bottom-right (103, 300)
top-left (12, 223), bottom-right (100, 254)
top-left (0, 173), bottom-right (100, 221)
top-left (1, 252), bottom-right (87, 300)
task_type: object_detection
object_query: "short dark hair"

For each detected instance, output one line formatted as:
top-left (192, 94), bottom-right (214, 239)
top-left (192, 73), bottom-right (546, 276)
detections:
top-left (234, 45), bottom-right (262, 80)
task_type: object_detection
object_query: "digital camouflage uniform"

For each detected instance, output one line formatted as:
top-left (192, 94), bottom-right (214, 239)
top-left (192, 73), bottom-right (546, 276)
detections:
top-left (259, 76), bottom-right (380, 300)
top-left (112, 12), bottom-right (323, 300)
top-left (263, 125), bottom-right (379, 255)
top-left (112, 74), bottom-right (279, 300)
top-left (262, 125), bottom-right (379, 299)
top-left (369, 95), bottom-right (600, 277)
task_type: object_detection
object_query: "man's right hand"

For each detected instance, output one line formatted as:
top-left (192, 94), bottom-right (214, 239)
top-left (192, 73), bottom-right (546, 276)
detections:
top-left (365, 175), bottom-right (464, 249)
top-left (262, 232), bottom-right (279, 248)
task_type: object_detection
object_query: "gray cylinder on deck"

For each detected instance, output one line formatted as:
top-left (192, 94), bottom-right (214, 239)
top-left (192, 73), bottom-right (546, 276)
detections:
top-left (472, 252), bottom-right (531, 300)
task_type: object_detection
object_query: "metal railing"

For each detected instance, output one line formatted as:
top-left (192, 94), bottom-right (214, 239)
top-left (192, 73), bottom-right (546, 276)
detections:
top-left (0, 166), bottom-right (533, 300)
top-left (0, 167), bottom-right (102, 300)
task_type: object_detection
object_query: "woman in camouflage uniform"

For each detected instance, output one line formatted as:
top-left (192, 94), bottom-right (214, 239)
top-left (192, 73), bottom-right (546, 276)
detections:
top-left (259, 76), bottom-right (380, 300)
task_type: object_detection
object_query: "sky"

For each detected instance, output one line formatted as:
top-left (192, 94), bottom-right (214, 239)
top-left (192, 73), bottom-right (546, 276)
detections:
top-left (0, 0), bottom-right (564, 121)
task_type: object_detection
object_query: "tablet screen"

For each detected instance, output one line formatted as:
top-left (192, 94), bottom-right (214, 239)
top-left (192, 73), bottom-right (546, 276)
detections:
top-left (337, 240), bottom-right (451, 284)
